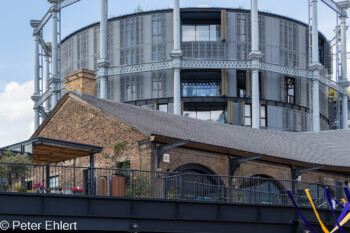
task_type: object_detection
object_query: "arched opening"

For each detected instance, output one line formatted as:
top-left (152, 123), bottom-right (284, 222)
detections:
top-left (298, 183), bottom-right (336, 209)
top-left (164, 164), bottom-right (225, 201)
top-left (237, 175), bottom-right (287, 204)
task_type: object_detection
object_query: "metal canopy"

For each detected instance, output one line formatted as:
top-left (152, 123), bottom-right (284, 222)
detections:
top-left (1, 137), bottom-right (102, 164)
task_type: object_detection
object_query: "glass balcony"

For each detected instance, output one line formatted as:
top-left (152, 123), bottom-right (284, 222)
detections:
top-left (182, 82), bottom-right (221, 97)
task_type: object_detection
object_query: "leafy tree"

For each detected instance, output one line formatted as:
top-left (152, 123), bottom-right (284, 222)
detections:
top-left (0, 150), bottom-right (32, 164)
top-left (134, 4), bottom-right (143, 13)
top-left (0, 150), bottom-right (32, 191)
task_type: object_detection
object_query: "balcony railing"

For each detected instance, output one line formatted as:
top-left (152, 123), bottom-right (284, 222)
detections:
top-left (0, 162), bottom-right (345, 209)
top-left (181, 41), bottom-right (226, 60)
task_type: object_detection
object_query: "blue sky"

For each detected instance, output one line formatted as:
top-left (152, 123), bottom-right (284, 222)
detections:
top-left (0, 0), bottom-right (346, 146)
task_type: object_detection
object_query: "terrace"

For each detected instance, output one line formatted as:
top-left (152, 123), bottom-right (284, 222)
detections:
top-left (0, 137), bottom-right (348, 232)
top-left (0, 161), bottom-right (345, 208)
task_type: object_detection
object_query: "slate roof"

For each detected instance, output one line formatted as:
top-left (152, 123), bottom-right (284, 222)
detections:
top-left (74, 93), bottom-right (350, 168)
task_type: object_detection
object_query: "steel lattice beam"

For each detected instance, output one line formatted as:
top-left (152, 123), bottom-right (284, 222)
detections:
top-left (59, 0), bottom-right (81, 10)
top-left (321, 0), bottom-right (346, 16)
top-left (37, 7), bottom-right (53, 32)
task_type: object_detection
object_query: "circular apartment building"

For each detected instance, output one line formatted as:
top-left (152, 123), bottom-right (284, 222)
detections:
top-left (60, 8), bottom-right (332, 132)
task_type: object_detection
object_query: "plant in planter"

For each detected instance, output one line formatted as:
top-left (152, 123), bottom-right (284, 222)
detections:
top-left (72, 187), bottom-right (84, 194)
top-left (34, 182), bottom-right (45, 193)
top-left (14, 183), bottom-right (27, 193)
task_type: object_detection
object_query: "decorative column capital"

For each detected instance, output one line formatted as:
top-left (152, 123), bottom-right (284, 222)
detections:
top-left (248, 51), bottom-right (263, 62)
top-left (338, 1), bottom-right (350, 12)
top-left (170, 49), bottom-right (183, 59)
top-left (308, 62), bottom-right (324, 71)
top-left (339, 80), bottom-right (350, 93)
top-left (30, 20), bottom-right (41, 36)
top-left (31, 94), bottom-right (41, 103)
top-left (97, 60), bottom-right (110, 69)
top-left (170, 50), bottom-right (183, 69)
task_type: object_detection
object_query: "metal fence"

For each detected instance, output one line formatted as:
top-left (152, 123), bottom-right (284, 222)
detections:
top-left (0, 162), bottom-right (345, 208)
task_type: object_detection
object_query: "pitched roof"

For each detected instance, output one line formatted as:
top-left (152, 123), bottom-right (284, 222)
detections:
top-left (66, 93), bottom-right (350, 170)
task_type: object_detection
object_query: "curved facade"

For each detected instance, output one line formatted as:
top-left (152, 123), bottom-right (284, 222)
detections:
top-left (61, 8), bottom-right (332, 132)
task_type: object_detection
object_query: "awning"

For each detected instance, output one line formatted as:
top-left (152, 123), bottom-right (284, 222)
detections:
top-left (1, 137), bottom-right (103, 164)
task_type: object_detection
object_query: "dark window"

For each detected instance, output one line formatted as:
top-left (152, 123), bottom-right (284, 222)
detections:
top-left (285, 77), bottom-right (295, 104)
top-left (237, 70), bottom-right (246, 98)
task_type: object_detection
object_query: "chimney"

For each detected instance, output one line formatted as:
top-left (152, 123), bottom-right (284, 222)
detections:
top-left (65, 69), bottom-right (96, 96)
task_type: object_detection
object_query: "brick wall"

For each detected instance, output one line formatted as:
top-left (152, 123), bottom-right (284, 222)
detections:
top-left (65, 69), bottom-right (96, 96)
top-left (34, 95), bottom-right (350, 188)
top-left (36, 97), bottom-right (149, 169)
top-left (157, 146), bottom-right (350, 187)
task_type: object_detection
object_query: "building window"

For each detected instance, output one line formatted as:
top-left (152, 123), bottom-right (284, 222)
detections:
top-left (120, 17), bottom-right (143, 65)
top-left (152, 15), bottom-right (163, 43)
top-left (244, 104), bottom-right (267, 127)
top-left (182, 25), bottom-right (220, 42)
top-left (152, 15), bottom-right (164, 61)
top-left (152, 71), bottom-right (165, 98)
top-left (182, 81), bottom-right (221, 97)
top-left (183, 106), bottom-right (226, 123)
top-left (50, 176), bottom-right (59, 189)
top-left (237, 70), bottom-right (246, 98)
top-left (120, 74), bottom-right (143, 101)
top-left (244, 104), bottom-right (251, 126)
top-left (159, 104), bottom-right (168, 113)
top-left (285, 77), bottom-right (295, 104)
top-left (141, 104), bottom-right (154, 110)
top-left (260, 105), bottom-right (267, 127)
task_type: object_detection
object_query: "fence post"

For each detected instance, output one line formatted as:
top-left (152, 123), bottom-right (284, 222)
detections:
top-left (131, 170), bottom-right (135, 197)
top-left (217, 176), bottom-right (220, 201)
top-left (41, 165), bottom-right (45, 188)
top-left (163, 172), bottom-right (167, 199)
top-left (45, 164), bottom-right (50, 191)
top-left (89, 155), bottom-right (95, 196)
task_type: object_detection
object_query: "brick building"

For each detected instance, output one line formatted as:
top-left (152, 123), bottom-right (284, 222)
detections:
top-left (31, 70), bottom-right (350, 187)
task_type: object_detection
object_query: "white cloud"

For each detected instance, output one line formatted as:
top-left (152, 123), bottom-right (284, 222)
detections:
top-left (0, 81), bottom-right (34, 147)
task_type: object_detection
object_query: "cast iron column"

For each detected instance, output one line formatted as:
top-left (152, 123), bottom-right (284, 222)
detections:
top-left (339, 2), bottom-right (350, 129)
top-left (48, 0), bottom-right (60, 109)
top-left (30, 20), bottom-right (41, 130)
top-left (310, 0), bottom-right (322, 132)
top-left (171, 0), bottom-right (182, 115)
top-left (97, 0), bottom-right (109, 99)
top-left (44, 47), bottom-right (51, 112)
top-left (248, 0), bottom-right (262, 129)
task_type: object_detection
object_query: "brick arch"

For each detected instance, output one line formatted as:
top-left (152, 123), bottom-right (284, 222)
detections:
top-left (249, 174), bottom-right (287, 193)
top-left (171, 163), bottom-right (226, 194)
top-left (162, 148), bottom-right (229, 176)
top-left (173, 163), bottom-right (216, 175)
top-left (238, 174), bottom-right (288, 205)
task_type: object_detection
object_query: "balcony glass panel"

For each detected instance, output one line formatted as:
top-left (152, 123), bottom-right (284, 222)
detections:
top-left (182, 81), bottom-right (221, 97)
top-left (182, 24), bottom-right (220, 42)
top-left (182, 25), bottom-right (196, 42)
top-left (183, 106), bottom-right (226, 123)
top-left (196, 25), bottom-right (210, 41)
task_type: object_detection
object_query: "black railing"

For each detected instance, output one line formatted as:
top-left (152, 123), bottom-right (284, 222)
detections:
top-left (0, 162), bottom-right (345, 208)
